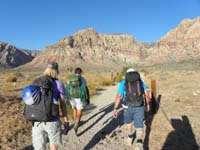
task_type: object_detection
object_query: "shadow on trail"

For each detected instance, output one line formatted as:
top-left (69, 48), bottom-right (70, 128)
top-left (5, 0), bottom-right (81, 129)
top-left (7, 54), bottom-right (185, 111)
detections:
top-left (83, 104), bottom-right (97, 115)
top-left (78, 103), bottom-right (114, 136)
top-left (93, 88), bottom-right (106, 96)
top-left (22, 145), bottom-right (33, 150)
top-left (82, 108), bottom-right (123, 150)
top-left (162, 116), bottom-right (199, 150)
top-left (143, 94), bottom-right (162, 150)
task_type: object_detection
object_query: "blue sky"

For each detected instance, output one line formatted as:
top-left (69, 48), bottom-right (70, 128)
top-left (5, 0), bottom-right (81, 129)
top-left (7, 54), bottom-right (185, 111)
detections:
top-left (0, 0), bottom-right (199, 50)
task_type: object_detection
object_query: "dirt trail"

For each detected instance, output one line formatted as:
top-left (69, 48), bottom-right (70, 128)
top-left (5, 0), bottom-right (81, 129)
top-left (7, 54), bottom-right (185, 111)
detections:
top-left (59, 80), bottom-right (200, 150)
top-left (60, 85), bottom-right (130, 150)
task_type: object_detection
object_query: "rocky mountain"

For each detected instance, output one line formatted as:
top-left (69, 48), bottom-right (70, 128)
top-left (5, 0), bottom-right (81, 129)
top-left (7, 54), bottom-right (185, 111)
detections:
top-left (27, 28), bottom-right (147, 69)
top-left (9, 16), bottom-right (200, 69)
top-left (0, 41), bottom-right (39, 67)
top-left (146, 17), bottom-right (200, 62)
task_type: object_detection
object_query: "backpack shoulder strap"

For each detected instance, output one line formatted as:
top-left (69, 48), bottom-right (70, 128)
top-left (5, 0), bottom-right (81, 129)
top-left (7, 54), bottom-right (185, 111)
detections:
top-left (65, 83), bottom-right (72, 100)
top-left (79, 84), bottom-right (87, 102)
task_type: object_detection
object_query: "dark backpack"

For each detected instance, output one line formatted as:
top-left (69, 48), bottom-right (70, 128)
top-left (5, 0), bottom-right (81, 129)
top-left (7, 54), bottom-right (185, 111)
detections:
top-left (23, 76), bottom-right (55, 122)
top-left (124, 71), bottom-right (144, 107)
top-left (66, 75), bottom-right (87, 104)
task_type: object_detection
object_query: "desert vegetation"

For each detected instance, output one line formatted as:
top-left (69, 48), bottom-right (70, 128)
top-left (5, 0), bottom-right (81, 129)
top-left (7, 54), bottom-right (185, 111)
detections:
top-left (0, 68), bottom-right (123, 150)
top-left (0, 59), bottom-right (200, 149)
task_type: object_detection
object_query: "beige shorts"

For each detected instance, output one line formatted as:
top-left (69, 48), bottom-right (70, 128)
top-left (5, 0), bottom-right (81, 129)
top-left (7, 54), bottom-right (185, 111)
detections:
top-left (70, 98), bottom-right (83, 110)
top-left (32, 121), bottom-right (62, 150)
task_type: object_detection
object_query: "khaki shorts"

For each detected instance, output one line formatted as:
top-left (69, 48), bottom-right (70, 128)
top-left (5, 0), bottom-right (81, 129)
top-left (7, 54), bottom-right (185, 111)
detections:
top-left (70, 98), bottom-right (83, 110)
top-left (32, 121), bottom-right (62, 150)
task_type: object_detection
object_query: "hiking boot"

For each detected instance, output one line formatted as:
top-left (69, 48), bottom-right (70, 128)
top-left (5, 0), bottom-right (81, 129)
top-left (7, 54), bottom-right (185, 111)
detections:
top-left (62, 122), bottom-right (70, 135)
top-left (134, 139), bottom-right (143, 150)
top-left (124, 135), bottom-right (133, 146)
top-left (73, 122), bottom-right (79, 134)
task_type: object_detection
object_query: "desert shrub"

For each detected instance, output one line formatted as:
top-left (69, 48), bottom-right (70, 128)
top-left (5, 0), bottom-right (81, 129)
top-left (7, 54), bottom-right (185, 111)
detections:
top-left (121, 66), bottom-right (130, 74)
top-left (100, 78), bottom-right (114, 86)
top-left (160, 71), bottom-right (169, 79)
top-left (87, 81), bottom-right (99, 96)
top-left (13, 71), bottom-right (24, 78)
top-left (114, 72), bottom-right (123, 82)
top-left (5, 75), bottom-right (17, 82)
top-left (1, 82), bottom-right (15, 93)
top-left (140, 69), bottom-right (150, 76)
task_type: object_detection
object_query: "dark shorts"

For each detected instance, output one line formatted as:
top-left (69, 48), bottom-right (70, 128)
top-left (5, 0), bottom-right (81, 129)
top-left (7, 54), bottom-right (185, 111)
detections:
top-left (123, 106), bottom-right (144, 128)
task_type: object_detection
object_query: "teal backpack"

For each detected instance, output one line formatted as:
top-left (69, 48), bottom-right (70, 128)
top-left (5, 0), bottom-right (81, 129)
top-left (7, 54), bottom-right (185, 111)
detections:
top-left (65, 75), bottom-right (87, 104)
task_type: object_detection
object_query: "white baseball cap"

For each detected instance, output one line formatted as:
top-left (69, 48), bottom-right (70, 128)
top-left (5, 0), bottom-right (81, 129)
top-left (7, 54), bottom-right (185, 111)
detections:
top-left (126, 68), bottom-right (135, 73)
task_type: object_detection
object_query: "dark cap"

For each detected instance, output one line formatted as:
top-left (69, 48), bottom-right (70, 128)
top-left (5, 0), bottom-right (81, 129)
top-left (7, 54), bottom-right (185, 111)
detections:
top-left (47, 62), bottom-right (59, 71)
top-left (74, 67), bottom-right (82, 74)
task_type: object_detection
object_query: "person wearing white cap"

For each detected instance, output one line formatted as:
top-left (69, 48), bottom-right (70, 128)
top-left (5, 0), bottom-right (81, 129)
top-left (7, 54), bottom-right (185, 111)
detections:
top-left (113, 68), bottom-right (150, 150)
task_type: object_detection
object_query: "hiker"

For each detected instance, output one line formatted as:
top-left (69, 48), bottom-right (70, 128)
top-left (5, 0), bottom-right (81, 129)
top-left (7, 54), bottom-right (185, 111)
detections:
top-left (74, 67), bottom-right (90, 104)
top-left (113, 68), bottom-right (150, 150)
top-left (31, 62), bottom-right (69, 150)
top-left (65, 67), bottom-right (89, 134)
top-left (74, 68), bottom-right (90, 105)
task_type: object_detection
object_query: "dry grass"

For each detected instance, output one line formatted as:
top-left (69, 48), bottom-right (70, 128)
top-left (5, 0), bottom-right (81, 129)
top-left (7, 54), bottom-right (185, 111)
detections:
top-left (5, 75), bottom-right (17, 82)
top-left (144, 69), bottom-right (200, 150)
top-left (0, 69), bottom-right (123, 150)
top-left (1, 60), bottom-right (199, 150)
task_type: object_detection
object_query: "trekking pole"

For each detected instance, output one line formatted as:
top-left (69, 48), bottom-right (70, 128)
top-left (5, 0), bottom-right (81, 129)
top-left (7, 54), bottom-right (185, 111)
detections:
top-left (158, 102), bottom-right (172, 126)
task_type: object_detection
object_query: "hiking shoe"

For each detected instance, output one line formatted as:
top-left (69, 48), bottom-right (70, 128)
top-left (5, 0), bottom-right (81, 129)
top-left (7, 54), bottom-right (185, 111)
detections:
top-left (62, 122), bottom-right (70, 135)
top-left (73, 122), bottom-right (79, 134)
top-left (124, 136), bottom-right (132, 146)
top-left (134, 140), bottom-right (143, 150)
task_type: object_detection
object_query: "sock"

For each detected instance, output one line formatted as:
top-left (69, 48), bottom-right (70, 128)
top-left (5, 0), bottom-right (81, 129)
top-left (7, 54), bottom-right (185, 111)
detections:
top-left (136, 128), bottom-right (143, 142)
top-left (128, 133), bottom-right (133, 138)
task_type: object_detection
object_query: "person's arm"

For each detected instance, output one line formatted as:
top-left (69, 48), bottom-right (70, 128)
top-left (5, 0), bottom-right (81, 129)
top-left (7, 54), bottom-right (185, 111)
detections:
top-left (144, 89), bottom-right (151, 112)
top-left (113, 80), bottom-right (124, 118)
top-left (113, 94), bottom-right (123, 118)
top-left (58, 81), bottom-right (69, 122)
top-left (85, 86), bottom-right (90, 104)
top-left (141, 81), bottom-right (151, 111)
top-left (60, 97), bottom-right (70, 135)
top-left (60, 97), bottom-right (69, 122)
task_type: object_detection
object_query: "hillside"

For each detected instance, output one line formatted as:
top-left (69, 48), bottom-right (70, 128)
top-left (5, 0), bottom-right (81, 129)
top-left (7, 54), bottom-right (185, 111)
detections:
top-left (0, 41), bottom-right (39, 67)
top-left (2, 16), bottom-right (200, 69)
top-left (25, 28), bottom-right (146, 70)
top-left (146, 17), bottom-right (200, 62)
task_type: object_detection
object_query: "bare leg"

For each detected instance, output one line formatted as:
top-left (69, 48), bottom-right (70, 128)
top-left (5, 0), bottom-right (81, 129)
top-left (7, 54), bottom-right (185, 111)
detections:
top-left (73, 109), bottom-right (82, 134)
top-left (76, 109), bottom-right (82, 123)
top-left (73, 109), bottom-right (77, 123)
top-left (124, 123), bottom-right (134, 146)
top-left (50, 145), bottom-right (58, 150)
top-left (126, 123), bottom-right (134, 135)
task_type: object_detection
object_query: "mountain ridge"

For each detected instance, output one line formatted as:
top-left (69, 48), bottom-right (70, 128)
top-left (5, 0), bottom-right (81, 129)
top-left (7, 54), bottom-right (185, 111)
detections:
top-left (0, 41), bottom-right (40, 67)
top-left (1, 16), bottom-right (200, 69)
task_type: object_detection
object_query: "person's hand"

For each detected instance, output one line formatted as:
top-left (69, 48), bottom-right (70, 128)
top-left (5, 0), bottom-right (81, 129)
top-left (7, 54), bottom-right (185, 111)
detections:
top-left (113, 108), bottom-right (118, 118)
top-left (146, 104), bottom-right (150, 112)
top-left (62, 122), bottom-right (69, 135)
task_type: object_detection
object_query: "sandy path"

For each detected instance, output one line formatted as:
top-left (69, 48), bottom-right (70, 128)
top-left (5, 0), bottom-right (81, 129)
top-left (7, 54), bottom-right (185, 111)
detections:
top-left (59, 82), bottom-right (200, 150)
top-left (60, 85), bottom-right (131, 150)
